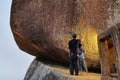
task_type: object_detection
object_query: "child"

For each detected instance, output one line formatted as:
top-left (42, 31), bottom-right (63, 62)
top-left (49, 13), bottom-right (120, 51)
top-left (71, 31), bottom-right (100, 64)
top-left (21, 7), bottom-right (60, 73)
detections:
top-left (77, 39), bottom-right (88, 75)
top-left (79, 49), bottom-right (88, 72)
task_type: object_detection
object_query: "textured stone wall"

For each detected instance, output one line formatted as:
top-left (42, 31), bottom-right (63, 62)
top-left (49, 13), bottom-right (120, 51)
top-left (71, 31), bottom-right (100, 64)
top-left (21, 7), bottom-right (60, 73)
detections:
top-left (106, 0), bottom-right (120, 28)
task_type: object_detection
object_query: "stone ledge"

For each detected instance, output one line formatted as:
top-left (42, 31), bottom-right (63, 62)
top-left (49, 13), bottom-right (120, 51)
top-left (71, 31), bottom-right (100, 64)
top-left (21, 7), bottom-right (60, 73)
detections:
top-left (24, 58), bottom-right (102, 80)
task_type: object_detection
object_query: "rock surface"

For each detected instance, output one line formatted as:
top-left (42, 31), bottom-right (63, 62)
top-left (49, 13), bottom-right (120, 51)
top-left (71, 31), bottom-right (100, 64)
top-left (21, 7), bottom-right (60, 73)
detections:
top-left (24, 58), bottom-right (101, 80)
top-left (10, 0), bottom-right (120, 70)
top-left (24, 58), bottom-right (69, 80)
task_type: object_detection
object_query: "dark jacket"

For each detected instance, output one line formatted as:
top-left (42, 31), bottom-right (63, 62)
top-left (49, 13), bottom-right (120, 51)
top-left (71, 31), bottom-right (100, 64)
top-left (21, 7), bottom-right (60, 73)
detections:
top-left (68, 39), bottom-right (78, 56)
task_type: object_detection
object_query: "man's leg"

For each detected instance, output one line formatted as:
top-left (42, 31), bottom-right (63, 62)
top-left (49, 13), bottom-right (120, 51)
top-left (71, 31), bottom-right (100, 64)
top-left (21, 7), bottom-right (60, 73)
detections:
top-left (70, 59), bottom-right (74, 75)
top-left (74, 60), bottom-right (79, 75)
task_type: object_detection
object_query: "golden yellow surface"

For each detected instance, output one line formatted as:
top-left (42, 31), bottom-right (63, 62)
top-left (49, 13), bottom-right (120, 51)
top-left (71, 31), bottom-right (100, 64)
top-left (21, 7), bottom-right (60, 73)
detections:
top-left (50, 64), bottom-right (101, 80)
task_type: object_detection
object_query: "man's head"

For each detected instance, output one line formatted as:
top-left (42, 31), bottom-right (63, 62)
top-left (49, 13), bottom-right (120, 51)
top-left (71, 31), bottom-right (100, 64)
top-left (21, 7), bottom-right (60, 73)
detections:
top-left (72, 33), bottom-right (77, 39)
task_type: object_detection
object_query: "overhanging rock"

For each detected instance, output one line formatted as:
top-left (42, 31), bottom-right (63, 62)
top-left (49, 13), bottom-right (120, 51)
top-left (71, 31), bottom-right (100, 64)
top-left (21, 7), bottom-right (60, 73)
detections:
top-left (10, 0), bottom-right (117, 69)
top-left (10, 0), bottom-right (75, 64)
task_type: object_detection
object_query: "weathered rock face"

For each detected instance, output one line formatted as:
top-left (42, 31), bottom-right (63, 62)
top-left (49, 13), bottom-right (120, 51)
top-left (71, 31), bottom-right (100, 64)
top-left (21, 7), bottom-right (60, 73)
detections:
top-left (11, 0), bottom-right (74, 63)
top-left (10, 0), bottom-right (120, 69)
top-left (24, 58), bottom-right (69, 80)
top-left (24, 58), bottom-right (101, 80)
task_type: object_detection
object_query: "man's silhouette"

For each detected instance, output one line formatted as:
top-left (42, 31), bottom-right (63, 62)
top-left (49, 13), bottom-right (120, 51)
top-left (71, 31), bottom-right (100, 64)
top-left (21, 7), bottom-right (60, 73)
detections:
top-left (68, 33), bottom-right (79, 75)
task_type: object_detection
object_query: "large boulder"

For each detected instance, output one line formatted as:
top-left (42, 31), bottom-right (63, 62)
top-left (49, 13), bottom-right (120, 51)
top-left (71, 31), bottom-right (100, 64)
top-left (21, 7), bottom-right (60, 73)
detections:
top-left (10, 0), bottom-right (73, 64)
top-left (10, 0), bottom-right (120, 69)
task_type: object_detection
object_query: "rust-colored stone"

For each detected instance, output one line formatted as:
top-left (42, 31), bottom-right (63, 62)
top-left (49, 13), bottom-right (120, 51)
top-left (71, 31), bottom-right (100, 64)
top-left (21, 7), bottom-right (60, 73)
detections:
top-left (98, 23), bottom-right (120, 79)
top-left (10, 0), bottom-right (120, 71)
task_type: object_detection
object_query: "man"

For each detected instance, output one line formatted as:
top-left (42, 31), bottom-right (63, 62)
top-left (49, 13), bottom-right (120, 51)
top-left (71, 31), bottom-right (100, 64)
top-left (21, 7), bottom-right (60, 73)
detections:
top-left (68, 33), bottom-right (79, 75)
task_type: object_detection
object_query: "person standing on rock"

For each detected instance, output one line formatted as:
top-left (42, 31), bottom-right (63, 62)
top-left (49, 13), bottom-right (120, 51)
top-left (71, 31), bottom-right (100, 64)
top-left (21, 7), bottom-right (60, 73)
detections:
top-left (68, 33), bottom-right (79, 75)
top-left (77, 39), bottom-right (88, 75)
